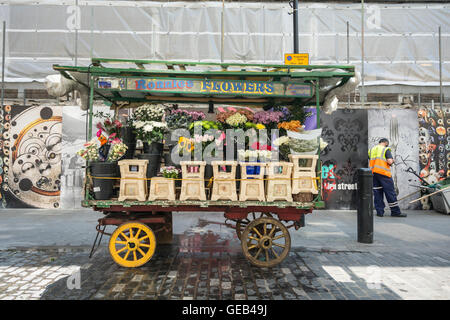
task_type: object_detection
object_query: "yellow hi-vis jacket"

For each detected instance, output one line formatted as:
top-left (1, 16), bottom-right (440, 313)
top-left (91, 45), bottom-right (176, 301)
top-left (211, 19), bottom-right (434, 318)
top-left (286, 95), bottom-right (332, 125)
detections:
top-left (368, 145), bottom-right (392, 177)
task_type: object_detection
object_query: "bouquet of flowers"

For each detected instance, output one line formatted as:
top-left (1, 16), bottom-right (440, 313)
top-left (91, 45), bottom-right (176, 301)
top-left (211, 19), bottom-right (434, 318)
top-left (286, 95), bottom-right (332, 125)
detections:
top-left (107, 140), bottom-right (128, 162)
top-left (271, 106), bottom-right (292, 122)
top-left (277, 120), bottom-right (304, 133)
top-left (216, 108), bottom-right (254, 129)
top-left (165, 109), bottom-right (206, 130)
top-left (133, 104), bottom-right (166, 122)
top-left (238, 149), bottom-right (272, 161)
top-left (253, 110), bottom-right (284, 130)
top-left (160, 166), bottom-right (181, 179)
top-left (133, 120), bottom-right (168, 143)
top-left (77, 139), bottom-right (100, 162)
top-left (273, 136), bottom-right (291, 161)
top-left (225, 112), bottom-right (247, 128)
top-left (244, 122), bottom-right (266, 130)
top-left (95, 112), bottom-right (123, 137)
top-left (193, 133), bottom-right (215, 144)
top-left (188, 120), bottom-right (221, 135)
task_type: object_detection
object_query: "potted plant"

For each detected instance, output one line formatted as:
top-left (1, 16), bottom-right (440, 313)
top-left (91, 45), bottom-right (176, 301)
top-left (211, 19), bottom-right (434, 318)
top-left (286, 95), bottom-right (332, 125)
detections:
top-left (77, 138), bottom-right (128, 200)
top-left (132, 104), bottom-right (167, 154)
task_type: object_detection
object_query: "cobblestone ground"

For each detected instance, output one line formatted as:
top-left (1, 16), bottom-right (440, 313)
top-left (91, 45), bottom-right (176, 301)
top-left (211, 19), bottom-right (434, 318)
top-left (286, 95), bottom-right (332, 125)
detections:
top-left (0, 244), bottom-right (449, 300)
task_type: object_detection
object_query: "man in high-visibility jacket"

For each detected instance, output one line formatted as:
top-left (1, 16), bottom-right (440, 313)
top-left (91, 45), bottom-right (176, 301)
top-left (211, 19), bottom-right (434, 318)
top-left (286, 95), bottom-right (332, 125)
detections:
top-left (368, 138), bottom-right (407, 217)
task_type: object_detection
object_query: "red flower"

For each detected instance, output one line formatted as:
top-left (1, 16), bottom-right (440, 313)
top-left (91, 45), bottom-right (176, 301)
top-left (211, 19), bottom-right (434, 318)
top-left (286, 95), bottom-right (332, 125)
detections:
top-left (251, 142), bottom-right (272, 151)
top-left (114, 120), bottom-right (122, 128)
top-left (96, 122), bottom-right (105, 131)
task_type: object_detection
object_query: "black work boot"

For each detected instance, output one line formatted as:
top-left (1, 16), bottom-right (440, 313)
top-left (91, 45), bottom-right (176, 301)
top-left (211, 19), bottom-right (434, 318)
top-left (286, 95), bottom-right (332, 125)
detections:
top-left (391, 213), bottom-right (407, 217)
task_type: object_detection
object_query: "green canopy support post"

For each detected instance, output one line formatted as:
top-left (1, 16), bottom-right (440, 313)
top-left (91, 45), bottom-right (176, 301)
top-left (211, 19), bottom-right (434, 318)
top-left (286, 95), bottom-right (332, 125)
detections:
top-left (315, 79), bottom-right (323, 202)
top-left (85, 73), bottom-right (95, 202)
top-left (88, 74), bottom-right (94, 141)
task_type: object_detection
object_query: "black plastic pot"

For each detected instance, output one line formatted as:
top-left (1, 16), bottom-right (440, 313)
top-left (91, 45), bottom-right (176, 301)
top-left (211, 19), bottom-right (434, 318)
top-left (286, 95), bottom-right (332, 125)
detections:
top-left (120, 126), bottom-right (136, 159)
top-left (137, 153), bottom-right (162, 188)
top-left (164, 144), bottom-right (178, 167)
top-left (143, 141), bottom-right (164, 155)
top-left (89, 161), bottom-right (119, 200)
top-left (205, 164), bottom-right (213, 187)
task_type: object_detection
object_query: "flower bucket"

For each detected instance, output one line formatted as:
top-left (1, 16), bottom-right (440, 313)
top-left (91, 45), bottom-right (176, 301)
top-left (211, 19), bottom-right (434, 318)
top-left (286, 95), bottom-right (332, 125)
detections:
top-left (164, 145), bottom-right (177, 167)
top-left (120, 126), bottom-right (136, 159)
top-left (205, 164), bottom-right (213, 187)
top-left (143, 141), bottom-right (164, 155)
top-left (137, 153), bottom-right (162, 188)
top-left (245, 160), bottom-right (261, 176)
top-left (89, 161), bottom-right (119, 200)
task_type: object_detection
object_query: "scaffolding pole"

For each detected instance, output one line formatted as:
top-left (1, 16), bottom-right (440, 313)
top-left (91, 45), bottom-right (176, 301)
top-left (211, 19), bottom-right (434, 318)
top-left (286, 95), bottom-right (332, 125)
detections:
top-left (1, 21), bottom-right (5, 109)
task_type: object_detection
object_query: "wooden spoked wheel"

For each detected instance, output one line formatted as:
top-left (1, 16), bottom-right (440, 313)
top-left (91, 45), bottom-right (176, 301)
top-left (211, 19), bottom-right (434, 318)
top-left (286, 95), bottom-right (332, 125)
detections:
top-left (235, 212), bottom-right (273, 240)
top-left (109, 222), bottom-right (156, 268)
top-left (241, 217), bottom-right (291, 268)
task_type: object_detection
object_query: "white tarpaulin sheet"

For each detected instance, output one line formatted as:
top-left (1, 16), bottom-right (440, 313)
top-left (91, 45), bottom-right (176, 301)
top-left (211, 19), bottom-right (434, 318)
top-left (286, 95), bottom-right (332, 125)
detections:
top-left (0, 1), bottom-right (449, 85)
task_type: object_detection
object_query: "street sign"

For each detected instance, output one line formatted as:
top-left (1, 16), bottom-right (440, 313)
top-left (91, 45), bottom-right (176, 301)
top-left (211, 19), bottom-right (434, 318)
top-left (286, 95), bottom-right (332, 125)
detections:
top-left (284, 53), bottom-right (309, 65)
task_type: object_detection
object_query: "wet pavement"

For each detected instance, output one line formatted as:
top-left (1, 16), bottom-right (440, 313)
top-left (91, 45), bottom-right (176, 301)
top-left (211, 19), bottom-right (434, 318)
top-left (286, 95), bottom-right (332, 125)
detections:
top-left (0, 209), bottom-right (449, 300)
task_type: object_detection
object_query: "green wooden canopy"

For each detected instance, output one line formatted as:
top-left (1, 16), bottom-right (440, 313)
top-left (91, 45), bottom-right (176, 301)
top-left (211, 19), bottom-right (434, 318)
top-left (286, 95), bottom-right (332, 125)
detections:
top-left (53, 58), bottom-right (355, 108)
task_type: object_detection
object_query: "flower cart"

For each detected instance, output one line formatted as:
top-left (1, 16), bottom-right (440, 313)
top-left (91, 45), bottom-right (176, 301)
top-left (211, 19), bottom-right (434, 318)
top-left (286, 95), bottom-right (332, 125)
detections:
top-left (52, 58), bottom-right (356, 268)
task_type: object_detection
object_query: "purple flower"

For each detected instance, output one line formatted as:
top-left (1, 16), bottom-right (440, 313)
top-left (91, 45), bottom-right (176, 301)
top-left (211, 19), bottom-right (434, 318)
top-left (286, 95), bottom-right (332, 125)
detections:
top-left (253, 111), bottom-right (284, 124)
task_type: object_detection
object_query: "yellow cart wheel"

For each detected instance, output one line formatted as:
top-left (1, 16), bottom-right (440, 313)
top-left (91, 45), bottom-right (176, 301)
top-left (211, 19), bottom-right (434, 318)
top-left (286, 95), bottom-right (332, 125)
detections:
top-left (109, 222), bottom-right (156, 268)
top-left (236, 212), bottom-right (273, 240)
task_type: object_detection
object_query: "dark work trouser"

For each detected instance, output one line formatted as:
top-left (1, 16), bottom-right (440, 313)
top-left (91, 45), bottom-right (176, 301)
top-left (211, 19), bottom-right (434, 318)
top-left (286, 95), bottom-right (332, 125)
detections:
top-left (372, 172), bottom-right (401, 216)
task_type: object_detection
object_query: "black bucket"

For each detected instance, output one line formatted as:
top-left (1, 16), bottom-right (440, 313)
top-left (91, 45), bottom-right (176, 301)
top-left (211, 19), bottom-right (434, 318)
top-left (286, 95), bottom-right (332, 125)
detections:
top-left (143, 142), bottom-right (164, 155)
top-left (137, 153), bottom-right (162, 188)
top-left (120, 126), bottom-right (136, 159)
top-left (205, 164), bottom-right (213, 188)
top-left (164, 144), bottom-right (178, 167)
top-left (90, 161), bottom-right (119, 200)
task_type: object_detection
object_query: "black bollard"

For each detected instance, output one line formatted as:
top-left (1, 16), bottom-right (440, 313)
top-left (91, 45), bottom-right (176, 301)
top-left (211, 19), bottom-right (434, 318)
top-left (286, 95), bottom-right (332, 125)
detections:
top-left (357, 168), bottom-right (373, 243)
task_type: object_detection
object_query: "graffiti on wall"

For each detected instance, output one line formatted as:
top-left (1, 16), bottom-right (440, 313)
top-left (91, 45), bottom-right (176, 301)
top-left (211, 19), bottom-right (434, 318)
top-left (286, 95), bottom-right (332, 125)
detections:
top-left (418, 107), bottom-right (449, 182)
top-left (368, 109), bottom-right (421, 210)
top-left (417, 107), bottom-right (449, 209)
top-left (0, 105), bottom-right (62, 208)
top-left (320, 109), bottom-right (368, 209)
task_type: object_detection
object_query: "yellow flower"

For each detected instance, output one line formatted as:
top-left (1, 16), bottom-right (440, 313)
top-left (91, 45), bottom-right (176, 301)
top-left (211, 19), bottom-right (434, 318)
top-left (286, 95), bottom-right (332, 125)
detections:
top-left (255, 123), bottom-right (266, 130)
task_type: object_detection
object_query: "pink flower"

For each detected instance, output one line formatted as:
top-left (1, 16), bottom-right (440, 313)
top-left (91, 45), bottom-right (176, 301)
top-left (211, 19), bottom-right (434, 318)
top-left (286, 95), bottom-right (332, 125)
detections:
top-left (251, 142), bottom-right (272, 151)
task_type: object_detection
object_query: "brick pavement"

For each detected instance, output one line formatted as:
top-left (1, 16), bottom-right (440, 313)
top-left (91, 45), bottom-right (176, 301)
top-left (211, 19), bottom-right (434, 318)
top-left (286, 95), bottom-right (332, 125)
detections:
top-left (0, 209), bottom-right (449, 300)
top-left (0, 244), bottom-right (448, 300)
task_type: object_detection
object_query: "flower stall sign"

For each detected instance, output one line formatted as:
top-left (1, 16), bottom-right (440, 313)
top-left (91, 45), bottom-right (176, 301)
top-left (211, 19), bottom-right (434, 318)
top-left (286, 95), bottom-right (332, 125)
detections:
top-left (96, 77), bottom-right (313, 98)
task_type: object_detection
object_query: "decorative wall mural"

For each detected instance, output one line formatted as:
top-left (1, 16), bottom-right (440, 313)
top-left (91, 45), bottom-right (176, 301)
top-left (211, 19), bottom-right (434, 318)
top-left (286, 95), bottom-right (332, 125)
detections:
top-left (0, 104), bottom-right (12, 208)
top-left (319, 109), bottom-right (368, 209)
top-left (368, 109), bottom-right (420, 210)
top-left (1, 105), bottom-right (62, 208)
top-left (417, 107), bottom-right (449, 209)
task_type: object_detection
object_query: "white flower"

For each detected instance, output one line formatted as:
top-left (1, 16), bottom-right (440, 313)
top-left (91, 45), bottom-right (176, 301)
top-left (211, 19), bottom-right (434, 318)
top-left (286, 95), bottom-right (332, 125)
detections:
top-left (143, 124), bottom-right (154, 132)
top-left (273, 136), bottom-right (290, 146)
